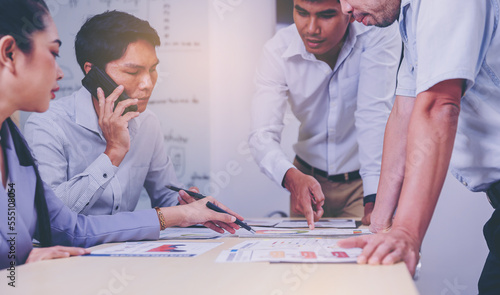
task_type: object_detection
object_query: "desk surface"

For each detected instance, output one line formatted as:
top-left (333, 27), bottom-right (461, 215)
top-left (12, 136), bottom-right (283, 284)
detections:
top-left (1, 235), bottom-right (419, 295)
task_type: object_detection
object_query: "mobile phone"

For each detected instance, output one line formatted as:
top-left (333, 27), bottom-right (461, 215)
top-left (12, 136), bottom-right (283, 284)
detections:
top-left (81, 66), bottom-right (138, 114)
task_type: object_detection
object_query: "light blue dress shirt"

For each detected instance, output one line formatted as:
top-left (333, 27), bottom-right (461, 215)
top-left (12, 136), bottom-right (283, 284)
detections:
top-left (0, 122), bottom-right (159, 269)
top-left (24, 87), bottom-right (180, 215)
top-left (396, 0), bottom-right (500, 192)
top-left (250, 22), bottom-right (401, 196)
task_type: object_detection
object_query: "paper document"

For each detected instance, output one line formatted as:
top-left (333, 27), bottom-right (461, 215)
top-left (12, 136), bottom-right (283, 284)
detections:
top-left (216, 238), bottom-right (362, 263)
top-left (90, 242), bottom-right (222, 257)
top-left (235, 226), bottom-right (370, 238)
top-left (274, 219), bottom-right (356, 228)
top-left (244, 219), bottom-right (281, 227)
top-left (159, 227), bottom-right (225, 240)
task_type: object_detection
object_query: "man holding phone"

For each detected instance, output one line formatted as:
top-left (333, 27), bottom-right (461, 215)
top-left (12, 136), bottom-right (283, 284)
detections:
top-left (24, 11), bottom-right (189, 218)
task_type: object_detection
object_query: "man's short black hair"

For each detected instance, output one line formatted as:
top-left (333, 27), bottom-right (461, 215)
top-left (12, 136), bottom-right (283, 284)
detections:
top-left (75, 10), bottom-right (160, 73)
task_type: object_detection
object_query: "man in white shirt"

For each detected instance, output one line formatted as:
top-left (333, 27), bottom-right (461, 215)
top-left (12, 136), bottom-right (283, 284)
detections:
top-left (338, 0), bottom-right (500, 293)
top-left (249, 0), bottom-right (401, 228)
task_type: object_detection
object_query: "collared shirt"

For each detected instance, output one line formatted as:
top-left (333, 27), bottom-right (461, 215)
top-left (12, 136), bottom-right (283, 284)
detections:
top-left (249, 23), bottom-right (401, 196)
top-left (24, 87), bottom-right (180, 215)
top-left (0, 121), bottom-right (159, 269)
top-left (396, 0), bottom-right (500, 192)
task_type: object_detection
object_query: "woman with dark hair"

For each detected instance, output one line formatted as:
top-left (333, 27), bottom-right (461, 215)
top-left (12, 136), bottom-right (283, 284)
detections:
top-left (0, 0), bottom-right (242, 269)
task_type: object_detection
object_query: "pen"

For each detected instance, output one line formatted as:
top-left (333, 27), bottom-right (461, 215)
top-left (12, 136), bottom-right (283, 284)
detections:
top-left (166, 185), bottom-right (206, 199)
top-left (166, 185), bottom-right (256, 234)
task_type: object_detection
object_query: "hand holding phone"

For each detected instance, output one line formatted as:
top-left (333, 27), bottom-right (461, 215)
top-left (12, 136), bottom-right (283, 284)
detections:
top-left (82, 66), bottom-right (139, 167)
top-left (82, 66), bottom-right (138, 115)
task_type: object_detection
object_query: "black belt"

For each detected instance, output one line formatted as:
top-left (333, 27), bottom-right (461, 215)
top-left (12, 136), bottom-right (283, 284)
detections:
top-left (486, 180), bottom-right (500, 209)
top-left (295, 156), bottom-right (361, 182)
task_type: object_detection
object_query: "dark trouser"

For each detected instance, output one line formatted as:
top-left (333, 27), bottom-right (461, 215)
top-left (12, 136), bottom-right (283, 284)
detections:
top-left (478, 208), bottom-right (500, 294)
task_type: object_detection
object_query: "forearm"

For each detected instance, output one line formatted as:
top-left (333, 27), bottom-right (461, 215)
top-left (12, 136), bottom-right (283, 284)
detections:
top-left (392, 86), bottom-right (461, 243)
top-left (371, 96), bottom-right (415, 227)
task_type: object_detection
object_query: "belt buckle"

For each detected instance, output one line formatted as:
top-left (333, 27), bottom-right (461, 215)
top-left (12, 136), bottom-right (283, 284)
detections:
top-left (344, 173), bottom-right (349, 181)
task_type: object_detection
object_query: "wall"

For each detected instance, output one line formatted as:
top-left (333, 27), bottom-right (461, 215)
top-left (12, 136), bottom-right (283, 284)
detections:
top-left (415, 173), bottom-right (492, 295)
top-left (206, 0), bottom-right (292, 218)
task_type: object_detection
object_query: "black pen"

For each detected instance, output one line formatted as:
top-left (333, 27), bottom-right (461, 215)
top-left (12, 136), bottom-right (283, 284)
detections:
top-left (166, 185), bottom-right (256, 234)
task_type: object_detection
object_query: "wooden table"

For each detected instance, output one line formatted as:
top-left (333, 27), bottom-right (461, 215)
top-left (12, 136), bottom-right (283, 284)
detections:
top-left (1, 236), bottom-right (419, 295)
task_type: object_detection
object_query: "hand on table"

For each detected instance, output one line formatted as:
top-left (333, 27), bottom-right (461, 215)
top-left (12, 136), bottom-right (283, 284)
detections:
top-left (26, 246), bottom-right (90, 264)
top-left (338, 227), bottom-right (421, 276)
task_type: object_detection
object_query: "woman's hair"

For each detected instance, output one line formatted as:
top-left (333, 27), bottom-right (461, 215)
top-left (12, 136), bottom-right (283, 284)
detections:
top-left (0, 0), bottom-right (53, 248)
top-left (0, 0), bottom-right (49, 53)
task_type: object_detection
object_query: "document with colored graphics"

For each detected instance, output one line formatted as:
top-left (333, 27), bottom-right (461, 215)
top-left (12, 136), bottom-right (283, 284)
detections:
top-left (216, 238), bottom-right (362, 263)
top-left (235, 226), bottom-right (370, 238)
top-left (274, 219), bottom-right (356, 228)
top-left (89, 242), bottom-right (222, 257)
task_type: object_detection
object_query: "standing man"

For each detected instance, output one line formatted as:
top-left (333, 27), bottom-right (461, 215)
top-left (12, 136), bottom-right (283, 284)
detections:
top-left (249, 0), bottom-right (401, 228)
top-left (338, 0), bottom-right (500, 293)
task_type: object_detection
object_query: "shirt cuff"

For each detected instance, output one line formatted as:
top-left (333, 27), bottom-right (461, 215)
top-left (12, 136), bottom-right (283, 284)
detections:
top-left (88, 153), bottom-right (119, 188)
top-left (275, 160), bottom-right (295, 188)
top-left (260, 151), bottom-right (295, 188)
top-left (361, 175), bottom-right (379, 196)
top-left (396, 87), bottom-right (417, 98)
top-left (363, 194), bottom-right (376, 206)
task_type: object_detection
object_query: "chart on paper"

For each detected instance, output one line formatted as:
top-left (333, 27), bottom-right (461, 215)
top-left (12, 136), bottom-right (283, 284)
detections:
top-left (216, 238), bottom-right (362, 263)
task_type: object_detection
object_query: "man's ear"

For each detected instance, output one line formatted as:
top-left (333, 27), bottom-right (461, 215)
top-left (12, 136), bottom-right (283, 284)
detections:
top-left (83, 62), bottom-right (93, 75)
top-left (0, 35), bottom-right (18, 72)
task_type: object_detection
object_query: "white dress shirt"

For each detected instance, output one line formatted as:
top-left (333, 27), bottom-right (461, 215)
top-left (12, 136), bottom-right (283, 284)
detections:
top-left (397, 0), bottom-right (500, 192)
top-left (25, 87), bottom-right (180, 215)
top-left (249, 22), bottom-right (401, 196)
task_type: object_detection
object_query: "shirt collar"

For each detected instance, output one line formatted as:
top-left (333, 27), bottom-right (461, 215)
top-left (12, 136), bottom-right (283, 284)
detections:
top-left (281, 22), bottom-right (370, 62)
top-left (1, 119), bottom-right (33, 167)
top-left (282, 25), bottom-right (311, 59)
top-left (400, 0), bottom-right (412, 18)
top-left (75, 87), bottom-right (101, 137)
top-left (74, 86), bottom-right (140, 140)
top-left (0, 121), bottom-right (12, 151)
top-left (401, 0), bottom-right (411, 8)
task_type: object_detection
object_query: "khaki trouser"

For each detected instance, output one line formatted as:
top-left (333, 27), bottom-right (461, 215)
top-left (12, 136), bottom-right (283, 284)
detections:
top-left (290, 158), bottom-right (364, 218)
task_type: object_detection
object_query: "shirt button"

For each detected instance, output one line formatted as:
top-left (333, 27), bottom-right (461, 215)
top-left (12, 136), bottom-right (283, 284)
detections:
top-left (103, 173), bottom-right (107, 178)
top-left (462, 181), bottom-right (467, 186)
top-left (115, 206), bottom-right (119, 210)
